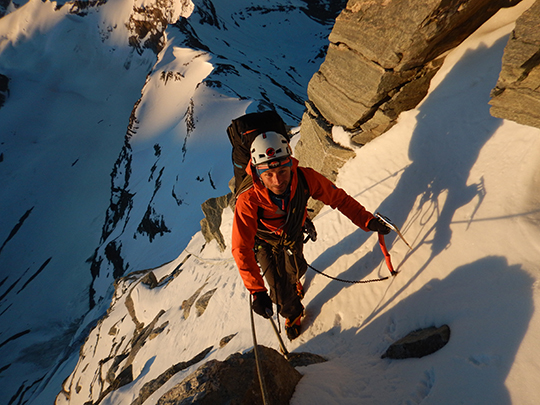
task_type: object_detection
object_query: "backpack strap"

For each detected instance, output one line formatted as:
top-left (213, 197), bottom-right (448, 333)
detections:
top-left (235, 173), bottom-right (254, 199)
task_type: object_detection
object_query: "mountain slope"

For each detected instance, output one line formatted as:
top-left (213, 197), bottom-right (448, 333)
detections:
top-left (0, 0), bottom-right (343, 403)
top-left (54, 2), bottom-right (540, 404)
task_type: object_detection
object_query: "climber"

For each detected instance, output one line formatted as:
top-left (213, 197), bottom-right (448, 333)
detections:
top-left (231, 131), bottom-right (390, 340)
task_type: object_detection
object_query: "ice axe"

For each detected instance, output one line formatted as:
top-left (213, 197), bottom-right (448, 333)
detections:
top-left (375, 212), bottom-right (412, 250)
top-left (375, 213), bottom-right (412, 276)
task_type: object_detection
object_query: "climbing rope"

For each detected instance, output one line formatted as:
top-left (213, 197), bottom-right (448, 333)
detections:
top-left (184, 250), bottom-right (236, 265)
top-left (307, 263), bottom-right (390, 284)
top-left (305, 230), bottom-right (400, 283)
top-left (249, 294), bottom-right (270, 405)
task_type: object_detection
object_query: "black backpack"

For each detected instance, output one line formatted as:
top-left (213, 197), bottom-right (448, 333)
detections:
top-left (227, 111), bottom-right (318, 244)
top-left (227, 110), bottom-right (289, 194)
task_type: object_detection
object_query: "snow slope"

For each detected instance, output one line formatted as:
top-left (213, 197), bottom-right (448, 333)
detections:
top-left (0, 0), bottom-right (342, 403)
top-left (59, 2), bottom-right (540, 404)
top-left (2, 0), bottom-right (540, 404)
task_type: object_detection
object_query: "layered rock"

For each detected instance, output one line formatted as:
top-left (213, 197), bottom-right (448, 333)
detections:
top-left (490, 0), bottom-right (540, 128)
top-left (200, 193), bottom-right (234, 252)
top-left (297, 0), bottom-right (523, 178)
top-left (157, 346), bottom-right (302, 405)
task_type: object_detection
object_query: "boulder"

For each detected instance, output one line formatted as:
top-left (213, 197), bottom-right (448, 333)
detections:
top-left (382, 325), bottom-right (451, 359)
top-left (157, 345), bottom-right (302, 405)
top-left (490, 0), bottom-right (540, 129)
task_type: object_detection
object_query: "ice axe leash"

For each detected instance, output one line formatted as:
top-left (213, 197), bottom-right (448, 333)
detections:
top-left (305, 213), bottom-right (409, 282)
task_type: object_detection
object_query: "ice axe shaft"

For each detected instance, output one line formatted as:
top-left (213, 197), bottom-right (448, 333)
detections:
top-left (378, 233), bottom-right (397, 276)
top-left (375, 212), bottom-right (412, 250)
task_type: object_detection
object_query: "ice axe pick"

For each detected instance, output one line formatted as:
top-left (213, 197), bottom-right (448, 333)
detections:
top-left (375, 212), bottom-right (412, 250)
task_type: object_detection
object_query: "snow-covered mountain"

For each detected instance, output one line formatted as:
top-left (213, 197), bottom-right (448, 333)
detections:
top-left (1, 0), bottom-right (540, 404)
top-left (0, 0), bottom-right (343, 403)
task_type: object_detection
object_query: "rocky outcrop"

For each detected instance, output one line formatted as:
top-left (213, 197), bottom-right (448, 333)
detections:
top-left (0, 0), bottom-right (10, 18)
top-left (157, 345), bottom-right (302, 405)
top-left (382, 325), bottom-right (451, 359)
top-left (200, 193), bottom-right (234, 252)
top-left (490, 0), bottom-right (540, 128)
top-left (0, 73), bottom-right (9, 109)
top-left (297, 0), bottom-right (523, 178)
top-left (56, 262), bottom-right (216, 405)
top-left (295, 101), bottom-right (356, 183)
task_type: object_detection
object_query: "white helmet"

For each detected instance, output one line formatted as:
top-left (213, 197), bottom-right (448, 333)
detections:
top-left (250, 132), bottom-right (291, 166)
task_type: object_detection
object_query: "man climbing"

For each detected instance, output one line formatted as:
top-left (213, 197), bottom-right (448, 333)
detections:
top-left (231, 131), bottom-right (390, 340)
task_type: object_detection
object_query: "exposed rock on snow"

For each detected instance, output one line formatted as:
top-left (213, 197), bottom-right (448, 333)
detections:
top-left (56, 264), bottom-right (217, 404)
top-left (286, 351), bottom-right (327, 368)
top-left (157, 345), bottom-right (302, 405)
top-left (200, 193), bottom-right (234, 252)
top-left (381, 325), bottom-right (451, 359)
top-left (490, 0), bottom-right (540, 129)
top-left (0, 72), bottom-right (8, 108)
top-left (131, 346), bottom-right (213, 405)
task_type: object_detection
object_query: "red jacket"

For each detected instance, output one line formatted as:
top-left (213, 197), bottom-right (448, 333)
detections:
top-left (232, 157), bottom-right (374, 293)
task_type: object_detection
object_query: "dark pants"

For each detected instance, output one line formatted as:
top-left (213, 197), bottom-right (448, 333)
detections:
top-left (255, 237), bottom-right (307, 320)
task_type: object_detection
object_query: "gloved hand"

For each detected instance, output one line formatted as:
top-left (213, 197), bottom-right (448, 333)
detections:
top-left (368, 217), bottom-right (391, 235)
top-left (303, 217), bottom-right (317, 243)
top-left (252, 291), bottom-right (273, 318)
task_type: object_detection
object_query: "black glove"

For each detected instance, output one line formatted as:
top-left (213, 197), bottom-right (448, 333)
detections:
top-left (368, 217), bottom-right (391, 235)
top-left (252, 291), bottom-right (273, 318)
top-left (303, 217), bottom-right (317, 243)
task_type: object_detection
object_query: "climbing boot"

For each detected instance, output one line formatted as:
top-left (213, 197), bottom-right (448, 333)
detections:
top-left (285, 313), bottom-right (303, 341)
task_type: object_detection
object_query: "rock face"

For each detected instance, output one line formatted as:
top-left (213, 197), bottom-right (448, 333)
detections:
top-left (0, 73), bottom-right (8, 109)
top-left (157, 345), bottom-right (302, 405)
top-left (297, 0), bottom-right (522, 179)
top-left (490, 0), bottom-right (540, 129)
top-left (200, 193), bottom-right (234, 252)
